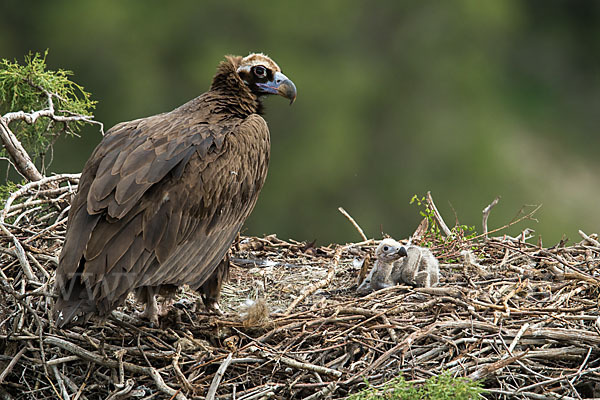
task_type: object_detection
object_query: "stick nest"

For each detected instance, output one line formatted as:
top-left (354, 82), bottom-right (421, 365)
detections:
top-left (0, 175), bottom-right (599, 399)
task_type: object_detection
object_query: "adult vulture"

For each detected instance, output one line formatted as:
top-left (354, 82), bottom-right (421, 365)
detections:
top-left (53, 53), bottom-right (296, 327)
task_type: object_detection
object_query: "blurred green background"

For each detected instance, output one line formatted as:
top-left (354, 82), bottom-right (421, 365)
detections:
top-left (1, 0), bottom-right (599, 245)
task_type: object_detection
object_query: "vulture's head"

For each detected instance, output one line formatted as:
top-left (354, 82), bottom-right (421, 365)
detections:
top-left (236, 53), bottom-right (296, 104)
top-left (212, 53), bottom-right (297, 107)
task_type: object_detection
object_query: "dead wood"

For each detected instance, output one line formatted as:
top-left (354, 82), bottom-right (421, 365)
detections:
top-left (0, 176), bottom-right (599, 399)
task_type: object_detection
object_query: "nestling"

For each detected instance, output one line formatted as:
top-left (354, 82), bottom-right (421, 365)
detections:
top-left (357, 238), bottom-right (407, 294)
top-left (390, 245), bottom-right (440, 288)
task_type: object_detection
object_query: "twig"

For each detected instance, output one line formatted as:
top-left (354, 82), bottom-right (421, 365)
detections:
top-left (106, 379), bottom-right (134, 400)
top-left (0, 175), bottom-right (76, 284)
top-left (569, 346), bottom-right (592, 387)
top-left (302, 382), bottom-right (337, 400)
top-left (205, 352), bottom-right (233, 400)
top-left (508, 322), bottom-right (529, 354)
top-left (173, 344), bottom-right (192, 393)
top-left (0, 223), bottom-right (38, 283)
top-left (467, 351), bottom-right (528, 380)
top-left (44, 337), bottom-right (188, 400)
top-left (425, 191), bottom-right (452, 237)
top-left (46, 356), bottom-right (80, 366)
top-left (1, 174), bottom-right (80, 222)
top-left (338, 207), bottom-right (368, 241)
top-left (482, 196), bottom-right (500, 240)
top-left (516, 365), bottom-right (600, 394)
top-left (51, 364), bottom-right (71, 400)
top-left (469, 204), bottom-right (542, 242)
top-left (285, 246), bottom-right (342, 314)
top-left (0, 347), bottom-right (26, 384)
top-left (249, 346), bottom-right (342, 378)
top-left (578, 230), bottom-right (600, 247)
top-left (410, 217), bottom-right (428, 244)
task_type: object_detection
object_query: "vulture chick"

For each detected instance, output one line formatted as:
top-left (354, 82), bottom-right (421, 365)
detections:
top-left (357, 239), bottom-right (407, 294)
top-left (54, 53), bottom-right (296, 327)
top-left (391, 245), bottom-right (440, 288)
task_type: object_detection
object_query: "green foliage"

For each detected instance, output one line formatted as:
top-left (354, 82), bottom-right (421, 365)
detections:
top-left (347, 372), bottom-right (484, 400)
top-left (410, 194), bottom-right (477, 248)
top-left (0, 180), bottom-right (20, 204)
top-left (0, 50), bottom-right (96, 164)
top-left (422, 372), bottom-right (484, 400)
top-left (410, 195), bottom-right (446, 247)
top-left (410, 195), bottom-right (442, 245)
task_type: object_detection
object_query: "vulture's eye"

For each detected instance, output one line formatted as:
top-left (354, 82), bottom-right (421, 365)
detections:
top-left (383, 246), bottom-right (389, 252)
top-left (253, 65), bottom-right (267, 78)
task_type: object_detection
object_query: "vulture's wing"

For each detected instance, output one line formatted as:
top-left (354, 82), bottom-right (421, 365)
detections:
top-left (56, 109), bottom-right (269, 317)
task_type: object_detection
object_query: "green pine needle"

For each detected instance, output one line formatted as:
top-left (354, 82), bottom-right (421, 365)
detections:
top-left (0, 50), bottom-right (96, 163)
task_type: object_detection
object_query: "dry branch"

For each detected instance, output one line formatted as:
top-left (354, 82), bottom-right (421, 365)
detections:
top-left (0, 119), bottom-right (43, 181)
top-left (338, 207), bottom-right (368, 241)
top-left (482, 196), bottom-right (500, 240)
top-left (0, 178), bottom-right (598, 399)
top-left (205, 353), bottom-right (232, 400)
top-left (425, 191), bottom-right (452, 236)
top-left (249, 346), bottom-right (342, 378)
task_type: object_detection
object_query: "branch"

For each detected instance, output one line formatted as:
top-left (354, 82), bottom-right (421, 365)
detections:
top-left (248, 346), bottom-right (342, 378)
top-left (0, 118), bottom-right (43, 181)
top-left (0, 90), bottom-right (103, 182)
top-left (45, 336), bottom-right (188, 400)
top-left (205, 353), bottom-right (233, 400)
top-left (338, 207), bottom-right (368, 241)
top-left (3, 91), bottom-right (104, 133)
top-left (482, 196), bottom-right (500, 240)
top-left (425, 191), bottom-right (452, 237)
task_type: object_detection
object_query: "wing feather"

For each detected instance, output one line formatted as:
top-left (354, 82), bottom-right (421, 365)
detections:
top-left (56, 102), bottom-right (270, 318)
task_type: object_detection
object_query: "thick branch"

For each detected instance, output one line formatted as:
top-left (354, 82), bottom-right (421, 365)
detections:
top-left (0, 118), bottom-right (43, 181)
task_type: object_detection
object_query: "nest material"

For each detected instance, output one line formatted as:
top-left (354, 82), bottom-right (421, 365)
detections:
top-left (0, 175), bottom-right (599, 399)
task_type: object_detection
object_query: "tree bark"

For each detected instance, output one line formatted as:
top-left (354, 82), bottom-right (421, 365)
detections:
top-left (0, 117), bottom-right (43, 181)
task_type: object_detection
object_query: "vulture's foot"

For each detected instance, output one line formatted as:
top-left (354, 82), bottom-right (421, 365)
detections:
top-left (157, 297), bottom-right (175, 316)
top-left (136, 297), bottom-right (175, 326)
top-left (136, 296), bottom-right (160, 326)
top-left (203, 299), bottom-right (224, 315)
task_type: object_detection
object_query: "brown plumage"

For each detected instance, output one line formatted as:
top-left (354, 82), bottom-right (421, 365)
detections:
top-left (53, 53), bottom-right (296, 327)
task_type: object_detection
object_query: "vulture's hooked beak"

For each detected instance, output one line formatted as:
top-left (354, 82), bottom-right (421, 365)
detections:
top-left (256, 71), bottom-right (297, 104)
top-left (398, 247), bottom-right (408, 257)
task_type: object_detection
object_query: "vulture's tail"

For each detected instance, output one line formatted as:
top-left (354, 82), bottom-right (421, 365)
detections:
top-left (53, 278), bottom-right (96, 328)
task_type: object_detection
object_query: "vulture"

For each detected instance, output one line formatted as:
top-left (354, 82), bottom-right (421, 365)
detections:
top-left (53, 53), bottom-right (296, 327)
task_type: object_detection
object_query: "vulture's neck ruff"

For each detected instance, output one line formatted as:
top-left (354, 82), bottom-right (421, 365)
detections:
top-left (210, 56), bottom-right (261, 116)
top-left (209, 54), bottom-right (296, 117)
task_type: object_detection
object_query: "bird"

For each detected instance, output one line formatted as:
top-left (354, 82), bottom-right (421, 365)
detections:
top-left (357, 238), bottom-right (407, 294)
top-left (391, 245), bottom-right (440, 288)
top-left (53, 53), bottom-right (296, 327)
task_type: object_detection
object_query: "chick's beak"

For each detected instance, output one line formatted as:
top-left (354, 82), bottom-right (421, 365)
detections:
top-left (398, 247), bottom-right (408, 257)
top-left (256, 71), bottom-right (297, 104)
